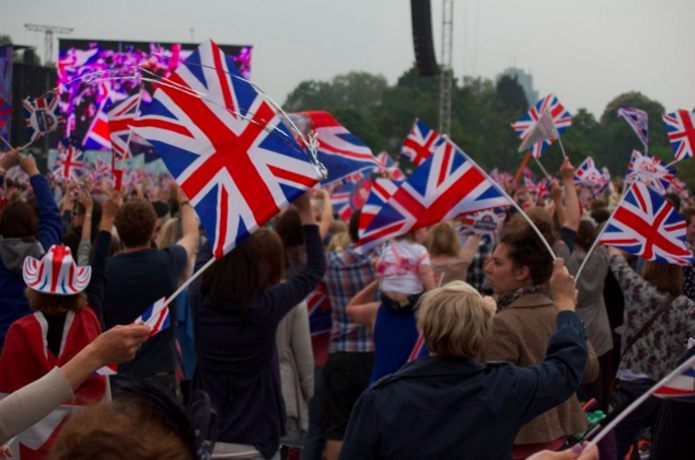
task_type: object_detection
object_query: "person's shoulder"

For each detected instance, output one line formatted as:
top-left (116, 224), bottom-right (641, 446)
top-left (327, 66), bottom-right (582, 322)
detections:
top-left (159, 244), bottom-right (187, 261)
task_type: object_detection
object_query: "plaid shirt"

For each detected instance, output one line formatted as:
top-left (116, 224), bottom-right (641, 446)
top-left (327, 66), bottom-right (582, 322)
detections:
top-left (466, 238), bottom-right (492, 295)
top-left (325, 243), bottom-right (376, 353)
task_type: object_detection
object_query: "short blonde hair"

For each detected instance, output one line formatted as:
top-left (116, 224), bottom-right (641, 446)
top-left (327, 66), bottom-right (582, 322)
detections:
top-left (426, 221), bottom-right (460, 257)
top-left (417, 281), bottom-right (495, 358)
top-left (327, 232), bottom-right (351, 253)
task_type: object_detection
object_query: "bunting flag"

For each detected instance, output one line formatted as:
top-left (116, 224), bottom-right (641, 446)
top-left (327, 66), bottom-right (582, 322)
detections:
top-left (574, 157), bottom-right (604, 188)
top-left (23, 95), bottom-right (64, 143)
top-left (618, 107), bottom-right (649, 150)
top-left (663, 108), bottom-right (695, 162)
top-left (626, 150), bottom-right (675, 195)
top-left (376, 151), bottom-right (406, 180)
top-left (600, 181), bottom-right (695, 265)
top-left (301, 110), bottom-right (383, 186)
top-left (512, 93), bottom-right (572, 159)
top-left (400, 119), bottom-right (444, 166)
top-left (133, 40), bottom-right (321, 259)
top-left (356, 138), bottom-right (510, 253)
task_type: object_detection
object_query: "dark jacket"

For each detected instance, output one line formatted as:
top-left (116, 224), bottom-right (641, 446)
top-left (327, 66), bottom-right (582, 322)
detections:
top-left (191, 225), bottom-right (325, 459)
top-left (339, 311), bottom-right (588, 460)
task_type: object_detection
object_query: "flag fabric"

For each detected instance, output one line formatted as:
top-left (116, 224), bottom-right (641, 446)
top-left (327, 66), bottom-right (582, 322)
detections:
top-left (600, 181), bottom-right (695, 265)
top-left (663, 108), bottom-right (695, 162)
top-left (23, 95), bottom-right (64, 143)
top-left (359, 178), bottom-right (403, 238)
top-left (652, 353), bottom-right (695, 400)
top-left (82, 95), bottom-right (112, 151)
top-left (356, 138), bottom-right (511, 253)
top-left (400, 119), bottom-right (444, 166)
top-left (332, 182), bottom-right (355, 221)
top-left (306, 283), bottom-right (332, 336)
top-left (107, 93), bottom-right (141, 161)
top-left (574, 157), bottom-right (604, 188)
top-left (627, 150), bottom-right (675, 195)
top-left (132, 297), bottom-right (170, 338)
top-left (512, 93), bottom-right (572, 159)
top-left (376, 151), bottom-right (406, 180)
top-left (92, 157), bottom-right (111, 183)
top-left (0, 97), bottom-right (12, 131)
top-left (133, 40), bottom-right (321, 259)
top-left (618, 107), bottom-right (649, 149)
top-left (94, 364), bottom-right (118, 376)
top-left (407, 333), bottom-right (428, 362)
top-left (517, 109), bottom-right (559, 154)
top-left (53, 141), bottom-right (85, 183)
top-left (301, 111), bottom-right (382, 186)
top-left (457, 207), bottom-right (507, 243)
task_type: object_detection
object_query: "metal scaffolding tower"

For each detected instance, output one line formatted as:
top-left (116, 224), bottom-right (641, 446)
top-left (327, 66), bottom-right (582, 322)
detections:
top-left (438, 0), bottom-right (454, 135)
top-left (24, 24), bottom-right (74, 65)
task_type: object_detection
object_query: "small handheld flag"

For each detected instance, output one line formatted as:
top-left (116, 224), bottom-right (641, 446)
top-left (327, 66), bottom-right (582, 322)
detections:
top-left (618, 107), bottom-right (649, 151)
top-left (132, 297), bottom-right (170, 338)
top-left (23, 95), bottom-right (64, 144)
top-left (400, 120), bottom-right (444, 166)
top-left (663, 108), bottom-right (695, 162)
top-left (512, 93), bottom-right (572, 159)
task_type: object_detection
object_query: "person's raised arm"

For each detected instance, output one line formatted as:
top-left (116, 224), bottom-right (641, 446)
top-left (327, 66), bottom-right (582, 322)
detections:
top-left (551, 180), bottom-right (566, 227)
top-left (76, 190), bottom-right (94, 266)
top-left (174, 185), bottom-right (200, 259)
top-left (560, 158), bottom-right (580, 232)
top-left (20, 153), bottom-right (62, 250)
top-left (0, 148), bottom-right (18, 188)
top-left (316, 189), bottom-right (333, 240)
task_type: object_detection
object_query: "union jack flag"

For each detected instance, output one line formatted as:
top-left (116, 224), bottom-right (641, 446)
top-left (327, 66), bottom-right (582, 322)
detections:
top-left (512, 93), bottom-right (572, 159)
top-left (400, 119), bottom-right (444, 166)
top-left (600, 181), bottom-right (695, 265)
top-left (652, 353), bottom-right (695, 400)
top-left (0, 97), bottom-right (12, 132)
top-left (358, 178), bottom-right (403, 238)
top-left (457, 207), bottom-right (507, 243)
top-left (306, 283), bottom-right (332, 336)
top-left (23, 95), bottom-right (64, 143)
top-left (332, 182), bottom-right (355, 221)
top-left (107, 93), bottom-right (142, 161)
top-left (627, 150), bottom-right (675, 195)
top-left (132, 297), bottom-right (170, 338)
top-left (301, 111), bottom-right (383, 186)
top-left (574, 157), bottom-right (603, 188)
top-left (663, 108), bottom-right (695, 162)
top-left (407, 333), bottom-right (428, 362)
top-left (133, 40), bottom-right (321, 258)
top-left (618, 107), bottom-right (648, 149)
top-left (356, 139), bottom-right (511, 253)
top-left (376, 151), bottom-right (405, 180)
top-left (92, 157), bottom-right (111, 183)
top-left (53, 140), bottom-right (85, 183)
top-left (83, 95), bottom-right (112, 151)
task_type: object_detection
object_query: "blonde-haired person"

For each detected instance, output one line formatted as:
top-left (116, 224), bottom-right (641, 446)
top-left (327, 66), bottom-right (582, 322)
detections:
top-left (327, 232), bottom-right (351, 254)
top-left (427, 221), bottom-right (480, 285)
top-left (339, 260), bottom-right (591, 460)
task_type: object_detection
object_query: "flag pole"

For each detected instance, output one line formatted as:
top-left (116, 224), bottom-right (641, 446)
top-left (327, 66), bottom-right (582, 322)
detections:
top-left (585, 352), bottom-right (695, 450)
top-left (574, 183), bottom-right (634, 281)
top-left (0, 136), bottom-right (14, 151)
top-left (120, 90), bottom-right (144, 172)
top-left (532, 156), bottom-right (553, 181)
top-left (551, 117), bottom-right (569, 159)
top-left (513, 152), bottom-right (532, 186)
top-left (161, 256), bottom-right (216, 309)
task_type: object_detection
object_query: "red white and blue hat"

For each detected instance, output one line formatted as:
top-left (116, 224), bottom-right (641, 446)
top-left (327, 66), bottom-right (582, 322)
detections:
top-left (23, 245), bottom-right (91, 295)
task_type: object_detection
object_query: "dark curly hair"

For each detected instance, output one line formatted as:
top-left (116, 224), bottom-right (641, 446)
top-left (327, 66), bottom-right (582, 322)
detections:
top-left (499, 208), bottom-right (557, 285)
top-left (114, 199), bottom-right (157, 247)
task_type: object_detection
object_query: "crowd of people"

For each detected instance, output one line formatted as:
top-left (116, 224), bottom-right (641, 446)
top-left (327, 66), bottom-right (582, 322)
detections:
top-left (0, 146), bottom-right (694, 460)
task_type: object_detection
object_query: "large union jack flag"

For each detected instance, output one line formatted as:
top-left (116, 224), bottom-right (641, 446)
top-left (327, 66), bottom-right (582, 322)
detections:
top-left (300, 111), bottom-right (383, 186)
top-left (332, 181), bottom-right (355, 222)
top-left (133, 40), bottom-right (321, 258)
top-left (626, 150), bottom-right (675, 195)
top-left (618, 107), bottom-right (648, 149)
top-left (356, 139), bottom-right (510, 253)
top-left (23, 95), bottom-right (64, 143)
top-left (600, 181), bottom-right (694, 265)
top-left (663, 108), bottom-right (695, 162)
top-left (400, 119), bottom-right (444, 166)
top-left (359, 177), bottom-right (403, 239)
top-left (108, 93), bottom-right (142, 161)
top-left (53, 140), bottom-right (85, 183)
top-left (512, 93), bottom-right (572, 159)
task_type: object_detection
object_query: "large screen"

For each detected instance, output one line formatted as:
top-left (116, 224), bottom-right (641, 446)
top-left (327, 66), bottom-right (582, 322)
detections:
top-left (57, 39), bottom-right (252, 151)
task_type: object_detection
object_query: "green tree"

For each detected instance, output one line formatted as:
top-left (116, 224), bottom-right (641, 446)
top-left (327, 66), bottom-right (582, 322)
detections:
top-left (496, 75), bottom-right (528, 113)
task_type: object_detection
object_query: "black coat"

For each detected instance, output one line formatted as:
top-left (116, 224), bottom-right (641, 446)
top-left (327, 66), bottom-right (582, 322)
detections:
top-left (339, 311), bottom-right (589, 460)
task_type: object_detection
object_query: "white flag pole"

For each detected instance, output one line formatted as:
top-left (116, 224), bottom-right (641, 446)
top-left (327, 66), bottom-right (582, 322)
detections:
top-left (161, 257), bottom-right (216, 309)
top-left (585, 352), bottom-right (695, 450)
top-left (532, 156), bottom-right (553, 181)
top-left (574, 182), bottom-right (634, 281)
top-left (0, 136), bottom-right (14, 151)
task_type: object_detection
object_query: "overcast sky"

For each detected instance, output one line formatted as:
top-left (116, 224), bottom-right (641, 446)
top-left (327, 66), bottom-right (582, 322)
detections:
top-left (2, 0), bottom-right (694, 118)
